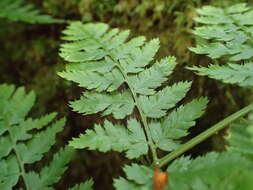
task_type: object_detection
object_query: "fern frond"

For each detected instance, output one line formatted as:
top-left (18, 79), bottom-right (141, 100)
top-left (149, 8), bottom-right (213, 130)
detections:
top-left (60, 22), bottom-right (207, 162)
top-left (0, 0), bottom-right (64, 24)
top-left (188, 63), bottom-right (253, 86)
top-left (190, 3), bottom-right (253, 86)
top-left (0, 84), bottom-right (73, 190)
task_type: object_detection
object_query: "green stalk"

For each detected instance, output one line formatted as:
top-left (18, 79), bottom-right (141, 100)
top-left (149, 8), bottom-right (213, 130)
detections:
top-left (156, 103), bottom-right (253, 168)
top-left (7, 125), bottom-right (30, 190)
top-left (115, 63), bottom-right (158, 163)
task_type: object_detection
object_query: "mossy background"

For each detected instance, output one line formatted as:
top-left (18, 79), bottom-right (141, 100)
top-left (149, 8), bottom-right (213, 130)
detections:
top-left (1, 0), bottom-right (252, 189)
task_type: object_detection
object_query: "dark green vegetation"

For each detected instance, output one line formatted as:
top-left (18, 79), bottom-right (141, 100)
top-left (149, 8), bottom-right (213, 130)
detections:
top-left (1, 0), bottom-right (253, 189)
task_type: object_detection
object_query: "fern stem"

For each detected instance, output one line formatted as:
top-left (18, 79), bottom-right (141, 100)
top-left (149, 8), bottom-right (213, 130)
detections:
top-left (7, 127), bottom-right (30, 190)
top-left (157, 103), bottom-right (253, 168)
top-left (115, 64), bottom-right (159, 163)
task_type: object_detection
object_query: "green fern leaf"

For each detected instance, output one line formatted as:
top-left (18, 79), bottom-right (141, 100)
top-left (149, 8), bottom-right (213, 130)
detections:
top-left (70, 91), bottom-right (135, 119)
top-left (59, 23), bottom-right (211, 190)
top-left (69, 119), bottom-right (148, 159)
top-left (5, 86), bottom-right (35, 125)
top-left (188, 63), bottom-right (253, 86)
top-left (64, 59), bottom-right (115, 73)
top-left (25, 172), bottom-right (45, 190)
top-left (11, 114), bottom-right (58, 142)
top-left (0, 0), bottom-right (64, 24)
top-left (226, 3), bottom-right (249, 13)
top-left (150, 121), bottom-right (180, 151)
top-left (120, 38), bottom-right (159, 73)
top-left (227, 114), bottom-right (253, 157)
top-left (195, 6), bottom-right (232, 24)
top-left (0, 157), bottom-right (19, 190)
top-left (68, 179), bottom-right (94, 190)
top-left (22, 112), bottom-right (57, 131)
top-left (113, 164), bottom-right (152, 190)
top-left (16, 118), bottom-right (65, 164)
top-left (189, 42), bottom-right (231, 59)
top-left (138, 81), bottom-right (192, 118)
top-left (60, 22), bottom-right (160, 73)
top-left (0, 137), bottom-right (12, 159)
top-left (149, 98), bottom-right (208, 152)
top-left (168, 152), bottom-right (253, 190)
top-left (129, 57), bottom-right (177, 95)
top-left (0, 84), bottom-right (15, 101)
top-left (113, 178), bottom-right (141, 190)
top-left (123, 164), bottom-right (153, 185)
top-left (0, 84), bottom-right (73, 189)
top-left (60, 22), bottom-right (208, 162)
top-left (58, 66), bottom-right (124, 92)
top-left (35, 147), bottom-right (74, 188)
top-left (162, 97), bottom-right (209, 139)
top-left (190, 3), bottom-right (253, 86)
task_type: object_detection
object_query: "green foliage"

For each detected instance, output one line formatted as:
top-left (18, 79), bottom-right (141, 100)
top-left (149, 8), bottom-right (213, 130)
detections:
top-left (0, 0), bottom-right (64, 23)
top-left (59, 20), bottom-right (253, 190)
top-left (59, 22), bottom-right (208, 160)
top-left (190, 3), bottom-right (253, 61)
top-left (113, 164), bottom-right (153, 189)
top-left (189, 3), bottom-right (253, 86)
top-left (188, 62), bottom-right (253, 86)
top-left (114, 143), bottom-right (253, 190)
top-left (227, 113), bottom-right (253, 158)
top-left (70, 119), bottom-right (148, 159)
top-left (168, 152), bottom-right (253, 190)
top-left (68, 179), bottom-right (94, 190)
top-left (0, 84), bottom-right (73, 190)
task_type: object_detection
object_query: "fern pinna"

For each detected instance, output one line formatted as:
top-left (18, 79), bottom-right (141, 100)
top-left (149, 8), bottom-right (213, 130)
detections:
top-left (0, 0), bottom-right (64, 24)
top-left (59, 22), bottom-right (208, 189)
top-left (189, 3), bottom-right (253, 87)
top-left (0, 84), bottom-right (93, 190)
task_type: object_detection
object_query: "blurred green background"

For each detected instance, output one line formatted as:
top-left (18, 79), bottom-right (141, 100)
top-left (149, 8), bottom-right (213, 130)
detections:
top-left (1, 0), bottom-right (252, 189)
